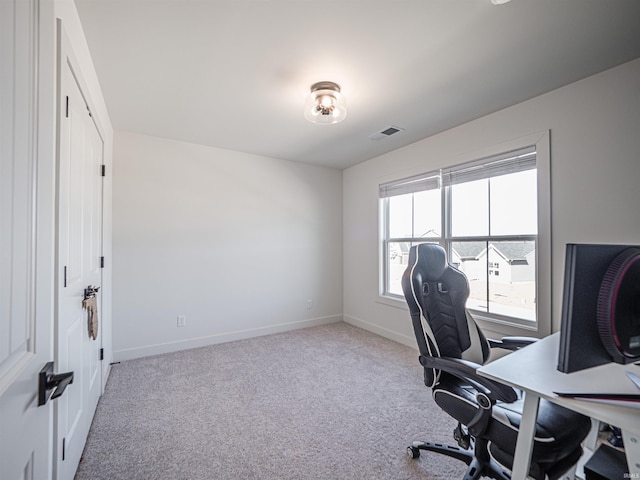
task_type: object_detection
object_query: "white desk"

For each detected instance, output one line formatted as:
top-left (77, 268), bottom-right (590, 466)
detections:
top-left (478, 333), bottom-right (640, 480)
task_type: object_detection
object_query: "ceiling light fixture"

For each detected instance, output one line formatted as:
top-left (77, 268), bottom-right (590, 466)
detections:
top-left (304, 81), bottom-right (347, 125)
top-left (491, 0), bottom-right (511, 4)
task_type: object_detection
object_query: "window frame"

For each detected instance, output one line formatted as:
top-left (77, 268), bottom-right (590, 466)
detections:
top-left (378, 132), bottom-right (551, 337)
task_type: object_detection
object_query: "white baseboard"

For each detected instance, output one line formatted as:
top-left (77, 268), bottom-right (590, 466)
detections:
top-left (343, 314), bottom-right (417, 350)
top-left (113, 315), bottom-right (343, 362)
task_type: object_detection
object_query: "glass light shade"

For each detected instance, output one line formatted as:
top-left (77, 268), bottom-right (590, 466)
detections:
top-left (304, 81), bottom-right (347, 124)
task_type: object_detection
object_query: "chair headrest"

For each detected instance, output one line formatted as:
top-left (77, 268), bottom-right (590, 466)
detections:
top-left (415, 244), bottom-right (447, 281)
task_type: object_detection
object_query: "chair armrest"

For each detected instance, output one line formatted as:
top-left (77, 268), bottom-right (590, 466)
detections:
top-left (419, 355), bottom-right (518, 404)
top-left (488, 336), bottom-right (538, 351)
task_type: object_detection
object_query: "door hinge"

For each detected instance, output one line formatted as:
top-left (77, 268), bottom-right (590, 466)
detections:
top-left (65, 96), bottom-right (69, 118)
top-left (62, 437), bottom-right (66, 461)
top-left (100, 256), bottom-right (105, 268)
top-left (63, 266), bottom-right (67, 287)
top-left (101, 164), bottom-right (106, 177)
top-left (100, 348), bottom-right (104, 361)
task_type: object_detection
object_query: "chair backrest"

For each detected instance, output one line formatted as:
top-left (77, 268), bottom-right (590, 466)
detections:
top-left (402, 243), bottom-right (490, 386)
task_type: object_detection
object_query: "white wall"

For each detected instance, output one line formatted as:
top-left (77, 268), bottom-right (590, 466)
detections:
top-left (343, 58), bottom-right (640, 345)
top-left (112, 132), bottom-right (343, 360)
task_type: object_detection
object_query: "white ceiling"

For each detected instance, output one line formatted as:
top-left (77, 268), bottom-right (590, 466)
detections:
top-left (74, 0), bottom-right (640, 169)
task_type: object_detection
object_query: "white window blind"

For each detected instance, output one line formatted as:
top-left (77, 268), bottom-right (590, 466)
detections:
top-left (442, 146), bottom-right (536, 186)
top-left (379, 145), bottom-right (536, 199)
top-left (379, 173), bottom-right (439, 198)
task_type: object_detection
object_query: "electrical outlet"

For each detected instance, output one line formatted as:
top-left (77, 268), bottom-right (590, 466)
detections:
top-left (177, 315), bottom-right (186, 327)
top-left (307, 299), bottom-right (313, 310)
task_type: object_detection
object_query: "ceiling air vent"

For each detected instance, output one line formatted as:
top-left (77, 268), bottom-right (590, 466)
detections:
top-left (369, 125), bottom-right (404, 141)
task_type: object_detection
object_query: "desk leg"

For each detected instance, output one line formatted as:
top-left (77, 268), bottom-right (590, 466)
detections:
top-left (512, 392), bottom-right (540, 480)
top-left (621, 429), bottom-right (640, 477)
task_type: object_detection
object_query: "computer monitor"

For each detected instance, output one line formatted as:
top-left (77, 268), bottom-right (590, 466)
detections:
top-left (558, 243), bottom-right (640, 373)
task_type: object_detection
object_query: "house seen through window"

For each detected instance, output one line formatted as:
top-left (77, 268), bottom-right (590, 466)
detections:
top-left (380, 146), bottom-right (538, 327)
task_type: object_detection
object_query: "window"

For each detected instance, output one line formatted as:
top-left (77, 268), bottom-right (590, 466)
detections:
top-left (381, 178), bottom-right (441, 296)
top-left (380, 144), bottom-right (544, 329)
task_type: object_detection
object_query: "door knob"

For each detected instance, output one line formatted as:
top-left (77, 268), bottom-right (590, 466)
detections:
top-left (38, 361), bottom-right (74, 406)
top-left (84, 285), bottom-right (100, 299)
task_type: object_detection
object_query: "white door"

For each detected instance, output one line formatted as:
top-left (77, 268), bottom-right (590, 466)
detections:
top-left (55, 35), bottom-right (104, 480)
top-left (0, 1), bottom-right (54, 479)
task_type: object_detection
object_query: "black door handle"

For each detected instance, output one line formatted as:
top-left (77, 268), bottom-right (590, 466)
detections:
top-left (84, 285), bottom-right (100, 299)
top-left (38, 361), bottom-right (74, 406)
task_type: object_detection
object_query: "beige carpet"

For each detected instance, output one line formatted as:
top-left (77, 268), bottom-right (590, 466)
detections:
top-left (75, 322), bottom-right (469, 480)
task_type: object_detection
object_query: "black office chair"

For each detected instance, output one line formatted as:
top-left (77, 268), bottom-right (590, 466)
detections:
top-left (402, 243), bottom-right (592, 480)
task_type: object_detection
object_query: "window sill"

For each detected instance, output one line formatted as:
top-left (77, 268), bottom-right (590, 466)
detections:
top-left (376, 294), bottom-right (408, 310)
top-left (377, 296), bottom-right (541, 338)
top-left (472, 312), bottom-right (541, 339)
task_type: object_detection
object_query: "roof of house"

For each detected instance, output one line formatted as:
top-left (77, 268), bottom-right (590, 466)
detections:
top-left (496, 242), bottom-right (535, 261)
top-left (452, 241), bottom-right (535, 262)
top-left (452, 242), bottom-right (486, 259)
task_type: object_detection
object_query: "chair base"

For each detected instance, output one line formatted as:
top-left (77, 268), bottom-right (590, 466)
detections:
top-left (407, 440), bottom-right (511, 480)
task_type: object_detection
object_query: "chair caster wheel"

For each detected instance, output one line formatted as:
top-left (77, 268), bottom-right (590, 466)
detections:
top-left (407, 446), bottom-right (420, 459)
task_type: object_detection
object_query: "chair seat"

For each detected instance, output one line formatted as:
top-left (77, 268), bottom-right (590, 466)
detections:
top-left (433, 373), bottom-right (591, 466)
top-left (490, 396), bottom-right (592, 463)
top-left (489, 442), bottom-right (585, 480)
